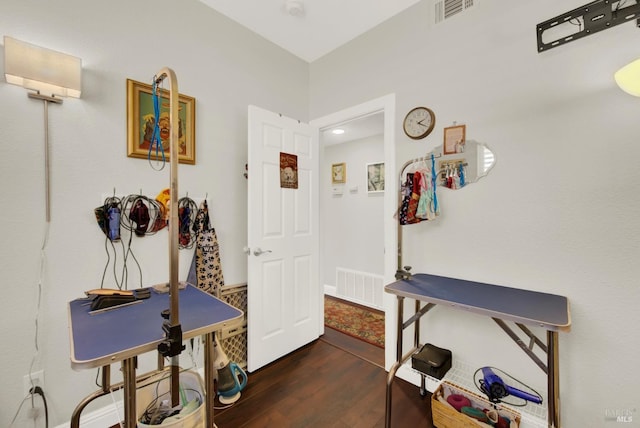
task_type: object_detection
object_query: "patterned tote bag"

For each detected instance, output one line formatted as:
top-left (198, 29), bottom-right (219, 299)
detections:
top-left (189, 200), bottom-right (225, 297)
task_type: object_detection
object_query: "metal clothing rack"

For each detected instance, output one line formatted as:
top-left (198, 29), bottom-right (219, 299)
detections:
top-left (395, 153), bottom-right (441, 280)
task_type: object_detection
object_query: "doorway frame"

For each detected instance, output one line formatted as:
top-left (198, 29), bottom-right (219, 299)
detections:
top-left (310, 94), bottom-right (397, 370)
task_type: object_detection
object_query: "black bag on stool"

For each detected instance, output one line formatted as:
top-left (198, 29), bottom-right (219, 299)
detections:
top-left (411, 343), bottom-right (452, 379)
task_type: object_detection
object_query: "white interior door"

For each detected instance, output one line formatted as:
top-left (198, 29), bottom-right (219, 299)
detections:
top-left (247, 105), bottom-right (320, 372)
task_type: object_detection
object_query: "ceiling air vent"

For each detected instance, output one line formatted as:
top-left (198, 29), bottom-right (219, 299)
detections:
top-left (434, 0), bottom-right (475, 24)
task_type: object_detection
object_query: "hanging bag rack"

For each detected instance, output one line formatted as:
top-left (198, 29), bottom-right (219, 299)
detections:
top-left (396, 153), bottom-right (443, 280)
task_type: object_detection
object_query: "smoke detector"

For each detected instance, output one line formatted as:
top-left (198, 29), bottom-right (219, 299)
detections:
top-left (285, 0), bottom-right (305, 17)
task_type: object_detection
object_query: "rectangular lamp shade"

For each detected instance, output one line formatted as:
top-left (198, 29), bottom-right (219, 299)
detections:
top-left (4, 36), bottom-right (82, 98)
top-left (615, 58), bottom-right (640, 97)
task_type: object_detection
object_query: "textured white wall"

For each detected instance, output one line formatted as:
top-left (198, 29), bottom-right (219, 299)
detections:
top-left (321, 135), bottom-right (385, 286)
top-left (311, 1), bottom-right (640, 427)
top-left (0, 0), bottom-right (309, 425)
top-left (2, 0), bottom-right (639, 426)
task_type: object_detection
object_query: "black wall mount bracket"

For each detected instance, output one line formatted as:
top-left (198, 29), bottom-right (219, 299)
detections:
top-left (537, 0), bottom-right (640, 52)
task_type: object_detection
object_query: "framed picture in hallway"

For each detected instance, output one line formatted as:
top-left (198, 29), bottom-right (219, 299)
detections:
top-left (332, 162), bottom-right (346, 184)
top-left (367, 162), bottom-right (385, 193)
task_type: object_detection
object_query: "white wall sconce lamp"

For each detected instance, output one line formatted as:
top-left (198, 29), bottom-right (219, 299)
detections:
top-left (615, 58), bottom-right (640, 97)
top-left (3, 36), bottom-right (82, 221)
top-left (4, 36), bottom-right (82, 101)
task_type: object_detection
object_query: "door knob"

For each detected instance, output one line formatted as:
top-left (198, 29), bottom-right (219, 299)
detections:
top-left (253, 247), bottom-right (272, 256)
top-left (243, 246), bottom-right (251, 255)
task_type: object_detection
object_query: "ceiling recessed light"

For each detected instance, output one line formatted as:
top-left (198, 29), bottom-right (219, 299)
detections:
top-left (332, 129), bottom-right (345, 135)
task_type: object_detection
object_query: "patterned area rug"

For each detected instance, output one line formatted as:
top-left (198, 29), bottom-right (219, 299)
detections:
top-left (324, 297), bottom-right (385, 348)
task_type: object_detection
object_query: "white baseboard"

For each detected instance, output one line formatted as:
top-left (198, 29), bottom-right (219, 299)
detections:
top-left (323, 284), bottom-right (337, 296)
top-left (54, 401), bottom-right (123, 428)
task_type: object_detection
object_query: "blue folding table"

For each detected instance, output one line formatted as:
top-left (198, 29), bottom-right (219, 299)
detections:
top-left (384, 273), bottom-right (571, 428)
top-left (68, 285), bottom-right (243, 428)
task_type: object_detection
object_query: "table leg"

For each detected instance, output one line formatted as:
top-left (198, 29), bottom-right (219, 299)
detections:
top-left (70, 366), bottom-right (111, 428)
top-left (122, 358), bottom-right (137, 428)
top-left (204, 332), bottom-right (216, 428)
top-left (385, 295), bottom-right (404, 428)
top-left (547, 331), bottom-right (560, 428)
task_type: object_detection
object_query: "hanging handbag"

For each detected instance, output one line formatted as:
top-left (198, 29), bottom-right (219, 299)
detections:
top-left (189, 200), bottom-right (225, 297)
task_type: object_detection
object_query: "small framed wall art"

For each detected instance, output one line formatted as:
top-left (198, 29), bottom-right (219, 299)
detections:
top-left (367, 162), bottom-right (385, 193)
top-left (332, 163), bottom-right (346, 184)
top-left (280, 152), bottom-right (298, 189)
top-left (443, 124), bottom-right (466, 155)
top-left (126, 78), bottom-right (196, 165)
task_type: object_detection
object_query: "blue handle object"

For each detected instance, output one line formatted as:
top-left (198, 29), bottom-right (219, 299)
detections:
top-left (481, 367), bottom-right (542, 404)
top-left (230, 362), bottom-right (248, 391)
top-left (148, 78), bottom-right (166, 164)
top-left (505, 383), bottom-right (543, 404)
top-left (219, 362), bottom-right (248, 398)
top-left (107, 206), bottom-right (121, 241)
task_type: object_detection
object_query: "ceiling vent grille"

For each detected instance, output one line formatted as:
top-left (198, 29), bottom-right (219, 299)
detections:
top-left (434, 0), bottom-right (475, 24)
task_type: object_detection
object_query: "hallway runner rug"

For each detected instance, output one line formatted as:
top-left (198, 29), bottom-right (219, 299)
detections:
top-left (324, 296), bottom-right (385, 348)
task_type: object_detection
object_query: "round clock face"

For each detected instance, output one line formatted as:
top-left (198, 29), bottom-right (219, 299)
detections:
top-left (403, 107), bottom-right (435, 140)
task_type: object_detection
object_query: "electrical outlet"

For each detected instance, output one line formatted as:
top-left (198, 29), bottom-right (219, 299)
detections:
top-left (23, 370), bottom-right (44, 396)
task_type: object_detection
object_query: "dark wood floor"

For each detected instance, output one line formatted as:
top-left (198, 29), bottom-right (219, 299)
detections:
top-left (213, 328), bottom-right (433, 427)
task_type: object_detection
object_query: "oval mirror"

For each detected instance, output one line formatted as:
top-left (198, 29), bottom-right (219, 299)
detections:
top-left (427, 140), bottom-right (495, 189)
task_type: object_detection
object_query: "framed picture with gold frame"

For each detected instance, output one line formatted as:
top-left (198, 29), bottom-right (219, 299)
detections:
top-left (443, 124), bottom-right (466, 155)
top-left (126, 78), bottom-right (196, 165)
top-left (332, 163), bottom-right (346, 184)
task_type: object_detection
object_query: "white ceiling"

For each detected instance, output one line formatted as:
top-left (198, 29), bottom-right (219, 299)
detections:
top-left (198, 0), bottom-right (422, 63)
top-left (320, 112), bottom-right (384, 146)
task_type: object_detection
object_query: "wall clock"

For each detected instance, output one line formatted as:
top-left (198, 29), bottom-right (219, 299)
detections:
top-left (403, 107), bottom-right (435, 140)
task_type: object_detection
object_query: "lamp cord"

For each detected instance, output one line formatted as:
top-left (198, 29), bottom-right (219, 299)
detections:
top-left (11, 97), bottom-right (53, 427)
top-left (10, 219), bottom-right (49, 427)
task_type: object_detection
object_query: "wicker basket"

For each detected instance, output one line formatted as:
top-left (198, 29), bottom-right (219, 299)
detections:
top-left (432, 381), bottom-right (521, 428)
top-left (137, 370), bottom-right (204, 428)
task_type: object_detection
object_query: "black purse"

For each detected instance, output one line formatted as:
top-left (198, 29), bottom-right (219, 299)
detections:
top-left (411, 343), bottom-right (452, 380)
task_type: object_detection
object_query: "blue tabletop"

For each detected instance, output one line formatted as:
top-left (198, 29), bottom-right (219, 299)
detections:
top-left (68, 285), bottom-right (243, 369)
top-left (385, 273), bottom-right (570, 331)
